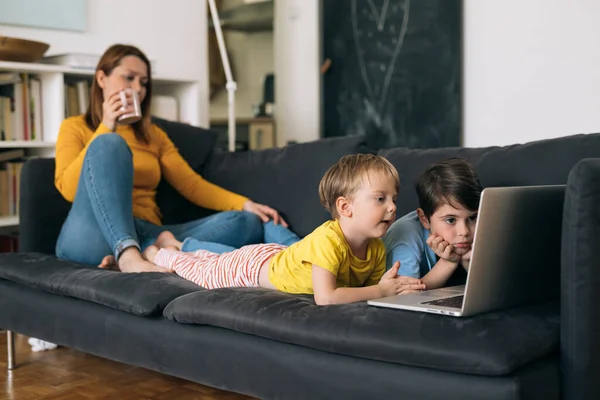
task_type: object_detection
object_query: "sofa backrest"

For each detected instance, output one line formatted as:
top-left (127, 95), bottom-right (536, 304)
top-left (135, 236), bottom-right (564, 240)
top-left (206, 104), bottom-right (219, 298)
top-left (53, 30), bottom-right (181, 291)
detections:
top-left (199, 135), bottom-right (371, 237)
top-left (379, 133), bottom-right (600, 217)
top-left (20, 158), bottom-right (70, 254)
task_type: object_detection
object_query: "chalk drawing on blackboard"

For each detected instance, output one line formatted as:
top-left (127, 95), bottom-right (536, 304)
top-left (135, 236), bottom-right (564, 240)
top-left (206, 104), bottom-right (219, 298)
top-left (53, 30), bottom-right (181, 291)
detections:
top-left (352, 0), bottom-right (410, 118)
top-left (367, 0), bottom-right (390, 32)
top-left (322, 0), bottom-right (461, 149)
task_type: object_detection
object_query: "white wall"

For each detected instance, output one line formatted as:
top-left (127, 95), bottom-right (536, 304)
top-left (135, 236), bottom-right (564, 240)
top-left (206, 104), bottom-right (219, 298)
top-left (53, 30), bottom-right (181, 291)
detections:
top-left (463, 0), bottom-right (600, 147)
top-left (0, 0), bottom-right (210, 127)
top-left (273, 0), bottom-right (600, 148)
top-left (274, 0), bottom-right (321, 146)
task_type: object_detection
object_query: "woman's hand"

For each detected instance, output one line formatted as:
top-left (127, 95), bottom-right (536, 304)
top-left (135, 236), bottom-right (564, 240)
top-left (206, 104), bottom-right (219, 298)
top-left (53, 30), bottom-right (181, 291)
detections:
top-left (101, 88), bottom-right (133, 131)
top-left (243, 200), bottom-right (288, 227)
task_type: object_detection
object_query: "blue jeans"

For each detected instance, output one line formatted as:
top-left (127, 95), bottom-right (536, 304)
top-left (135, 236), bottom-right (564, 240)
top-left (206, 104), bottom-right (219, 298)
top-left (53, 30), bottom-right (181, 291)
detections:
top-left (55, 134), bottom-right (263, 266)
top-left (182, 220), bottom-right (301, 253)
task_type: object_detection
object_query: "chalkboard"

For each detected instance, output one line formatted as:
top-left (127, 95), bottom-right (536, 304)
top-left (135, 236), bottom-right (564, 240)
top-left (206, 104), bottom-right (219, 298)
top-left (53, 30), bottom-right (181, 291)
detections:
top-left (322, 0), bottom-right (461, 149)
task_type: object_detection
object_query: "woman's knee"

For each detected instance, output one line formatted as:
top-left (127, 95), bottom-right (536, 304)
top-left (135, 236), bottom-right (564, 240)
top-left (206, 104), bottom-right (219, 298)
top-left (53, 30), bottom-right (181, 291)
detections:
top-left (88, 133), bottom-right (131, 158)
top-left (236, 210), bottom-right (262, 230)
top-left (224, 210), bottom-right (263, 243)
top-left (55, 228), bottom-right (112, 265)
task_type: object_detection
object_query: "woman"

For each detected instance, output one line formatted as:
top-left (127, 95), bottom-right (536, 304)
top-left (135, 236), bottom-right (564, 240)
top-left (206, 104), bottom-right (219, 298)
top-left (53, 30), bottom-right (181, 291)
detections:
top-left (55, 44), bottom-right (287, 273)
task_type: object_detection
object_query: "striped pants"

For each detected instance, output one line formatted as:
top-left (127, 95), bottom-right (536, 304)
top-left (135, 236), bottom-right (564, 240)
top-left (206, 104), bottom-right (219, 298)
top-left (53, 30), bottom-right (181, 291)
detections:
top-left (153, 243), bottom-right (286, 289)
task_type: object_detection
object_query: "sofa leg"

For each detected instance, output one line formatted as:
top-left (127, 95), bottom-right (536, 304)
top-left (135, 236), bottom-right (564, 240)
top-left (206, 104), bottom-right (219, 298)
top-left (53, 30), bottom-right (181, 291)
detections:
top-left (7, 330), bottom-right (16, 370)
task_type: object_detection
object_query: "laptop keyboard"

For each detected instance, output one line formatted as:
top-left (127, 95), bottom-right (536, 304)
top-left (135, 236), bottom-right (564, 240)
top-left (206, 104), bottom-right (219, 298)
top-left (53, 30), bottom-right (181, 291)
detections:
top-left (421, 295), bottom-right (464, 309)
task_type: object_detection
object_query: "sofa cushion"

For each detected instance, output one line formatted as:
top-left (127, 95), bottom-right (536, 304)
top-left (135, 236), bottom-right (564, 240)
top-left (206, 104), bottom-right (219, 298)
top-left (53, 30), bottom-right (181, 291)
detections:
top-left (200, 135), bottom-right (372, 237)
top-left (164, 288), bottom-right (559, 376)
top-left (0, 253), bottom-right (203, 316)
top-left (380, 133), bottom-right (600, 217)
top-left (152, 117), bottom-right (220, 225)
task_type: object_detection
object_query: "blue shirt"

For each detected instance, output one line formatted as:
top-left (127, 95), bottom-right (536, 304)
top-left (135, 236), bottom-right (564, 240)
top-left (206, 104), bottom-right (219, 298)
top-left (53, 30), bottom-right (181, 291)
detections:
top-left (383, 210), bottom-right (437, 278)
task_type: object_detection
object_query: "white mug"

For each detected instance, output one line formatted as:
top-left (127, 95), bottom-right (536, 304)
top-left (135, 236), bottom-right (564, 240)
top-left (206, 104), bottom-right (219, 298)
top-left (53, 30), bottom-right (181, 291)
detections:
top-left (118, 88), bottom-right (142, 124)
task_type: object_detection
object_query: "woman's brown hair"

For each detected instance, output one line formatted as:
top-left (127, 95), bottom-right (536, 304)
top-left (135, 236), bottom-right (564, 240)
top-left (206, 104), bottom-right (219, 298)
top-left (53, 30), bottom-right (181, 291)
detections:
top-left (85, 44), bottom-right (153, 143)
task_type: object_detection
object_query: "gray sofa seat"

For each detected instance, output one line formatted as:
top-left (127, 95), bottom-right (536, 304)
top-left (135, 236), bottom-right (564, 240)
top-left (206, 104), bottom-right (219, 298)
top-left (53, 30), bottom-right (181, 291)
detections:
top-left (163, 287), bottom-right (559, 376)
top-left (0, 252), bottom-right (203, 316)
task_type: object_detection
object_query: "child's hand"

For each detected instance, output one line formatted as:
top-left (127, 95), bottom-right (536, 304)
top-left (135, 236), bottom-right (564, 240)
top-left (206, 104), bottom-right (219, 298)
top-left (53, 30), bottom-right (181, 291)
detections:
top-left (427, 234), bottom-right (461, 263)
top-left (461, 249), bottom-right (472, 270)
top-left (378, 262), bottom-right (426, 297)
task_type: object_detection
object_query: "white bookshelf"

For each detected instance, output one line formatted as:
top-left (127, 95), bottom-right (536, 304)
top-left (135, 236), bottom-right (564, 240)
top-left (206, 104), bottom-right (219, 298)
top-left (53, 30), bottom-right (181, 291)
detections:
top-left (0, 60), bottom-right (202, 145)
top-left (0, 216), bottom-right (19, 228)
top-left (0, 60), bottom-right (202, 228)
top-left (0, 141), bottom-right (55, 148)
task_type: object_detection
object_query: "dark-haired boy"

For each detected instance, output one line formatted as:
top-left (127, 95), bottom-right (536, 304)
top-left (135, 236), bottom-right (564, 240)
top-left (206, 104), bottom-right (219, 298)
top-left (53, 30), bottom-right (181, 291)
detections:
top-left (383, 158), bottom-right (483, 290)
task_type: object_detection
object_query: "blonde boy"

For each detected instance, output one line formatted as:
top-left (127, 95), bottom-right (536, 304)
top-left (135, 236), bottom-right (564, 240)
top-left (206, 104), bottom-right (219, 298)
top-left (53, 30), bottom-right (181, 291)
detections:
top-left (145, 154), bottom-right (425, 305)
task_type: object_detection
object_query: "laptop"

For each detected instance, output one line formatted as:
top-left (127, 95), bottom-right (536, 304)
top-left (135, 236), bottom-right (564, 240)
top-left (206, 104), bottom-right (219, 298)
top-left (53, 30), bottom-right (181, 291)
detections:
top-left (368, 185), bottom-right (565, 317)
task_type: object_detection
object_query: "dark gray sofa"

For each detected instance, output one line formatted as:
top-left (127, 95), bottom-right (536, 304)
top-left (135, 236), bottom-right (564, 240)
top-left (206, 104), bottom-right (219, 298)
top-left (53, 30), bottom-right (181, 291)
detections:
top-left (1, 118), bottom-right (599, 400)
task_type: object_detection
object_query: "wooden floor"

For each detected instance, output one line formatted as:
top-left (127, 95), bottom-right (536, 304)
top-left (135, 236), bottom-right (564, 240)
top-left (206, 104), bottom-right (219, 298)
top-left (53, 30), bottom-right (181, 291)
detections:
top-left (0, 331), bottom-right (255, 400)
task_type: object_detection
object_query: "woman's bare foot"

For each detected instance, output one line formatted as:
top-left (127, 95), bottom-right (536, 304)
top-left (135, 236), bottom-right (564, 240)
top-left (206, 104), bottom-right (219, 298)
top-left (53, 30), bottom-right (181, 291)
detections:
top-left (117, 247), bottom-right (169, 273)
top-left (98, 255), bottom-right (119, 271)
top-left (154, 231), bottom-right (182, 250)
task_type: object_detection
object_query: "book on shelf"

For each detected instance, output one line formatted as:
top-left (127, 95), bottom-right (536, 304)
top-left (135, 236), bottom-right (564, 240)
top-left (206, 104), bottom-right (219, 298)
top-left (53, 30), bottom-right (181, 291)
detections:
top-left (0, 149), bottom-right (30, 217)
top-left (0, 73), bottom-right (43, 142)
top-left (64, 79), bottom-right (91, 117)
top-left (0, 72), bottom-right (20, 86)
top-left (0, 233), bottom-right (19, 253)
top-left (0, 149), bottom-right (24, 163)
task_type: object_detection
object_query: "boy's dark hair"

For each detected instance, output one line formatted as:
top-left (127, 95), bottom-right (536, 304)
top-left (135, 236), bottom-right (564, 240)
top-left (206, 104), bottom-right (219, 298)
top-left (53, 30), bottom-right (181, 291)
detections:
top-left (416, 158), bottom-right (483, 219)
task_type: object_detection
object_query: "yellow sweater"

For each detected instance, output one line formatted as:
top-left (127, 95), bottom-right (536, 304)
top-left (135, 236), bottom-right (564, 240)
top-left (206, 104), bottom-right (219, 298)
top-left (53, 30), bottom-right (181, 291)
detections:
top-left (55, 116), bottom-right (248, 225)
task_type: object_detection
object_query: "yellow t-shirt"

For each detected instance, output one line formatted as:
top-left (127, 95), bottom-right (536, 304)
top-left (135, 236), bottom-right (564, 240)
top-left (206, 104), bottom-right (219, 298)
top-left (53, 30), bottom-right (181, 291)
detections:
top-left (268, 220), bottom-right (387, 294)
top-left (54, 116), bottom-right (248, 225)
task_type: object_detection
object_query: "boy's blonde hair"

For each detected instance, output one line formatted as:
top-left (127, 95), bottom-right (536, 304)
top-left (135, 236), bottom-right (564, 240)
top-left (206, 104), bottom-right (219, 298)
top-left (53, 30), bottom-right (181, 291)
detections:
top-left (319, 154), bottom-right (400, 218)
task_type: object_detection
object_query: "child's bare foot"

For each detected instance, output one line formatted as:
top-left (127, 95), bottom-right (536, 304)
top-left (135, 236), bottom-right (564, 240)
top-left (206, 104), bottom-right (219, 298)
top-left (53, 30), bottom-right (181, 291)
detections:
top-left (98, 255), bottom-right (119, 271)
top-left (118, 247), bottom-right (169, 273)
top-left (142, 245), bottom-right (159, 263)
top-left (142, 244), bottom-right (178, 271)
top-left (154, 231), bottom-right (182, 250)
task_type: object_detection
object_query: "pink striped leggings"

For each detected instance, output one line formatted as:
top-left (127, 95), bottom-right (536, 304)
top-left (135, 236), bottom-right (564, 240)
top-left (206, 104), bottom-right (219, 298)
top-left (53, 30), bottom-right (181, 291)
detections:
top-left (153, 243), bottom-right (286, 289)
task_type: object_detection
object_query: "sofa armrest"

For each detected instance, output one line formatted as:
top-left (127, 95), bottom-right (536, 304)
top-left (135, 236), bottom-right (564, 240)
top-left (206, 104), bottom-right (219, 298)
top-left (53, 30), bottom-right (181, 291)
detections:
top-left (561, 158), bottom-right (600, 400)
top-left (20, 158), bottom-right (70, 254)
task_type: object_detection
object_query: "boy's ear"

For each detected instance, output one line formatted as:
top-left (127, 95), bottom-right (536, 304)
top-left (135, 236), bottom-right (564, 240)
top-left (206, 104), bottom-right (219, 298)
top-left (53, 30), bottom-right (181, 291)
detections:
top-left (416, 208), bottom-right (430, 229)
top-left (336, 196), bottom-right (352, 218)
